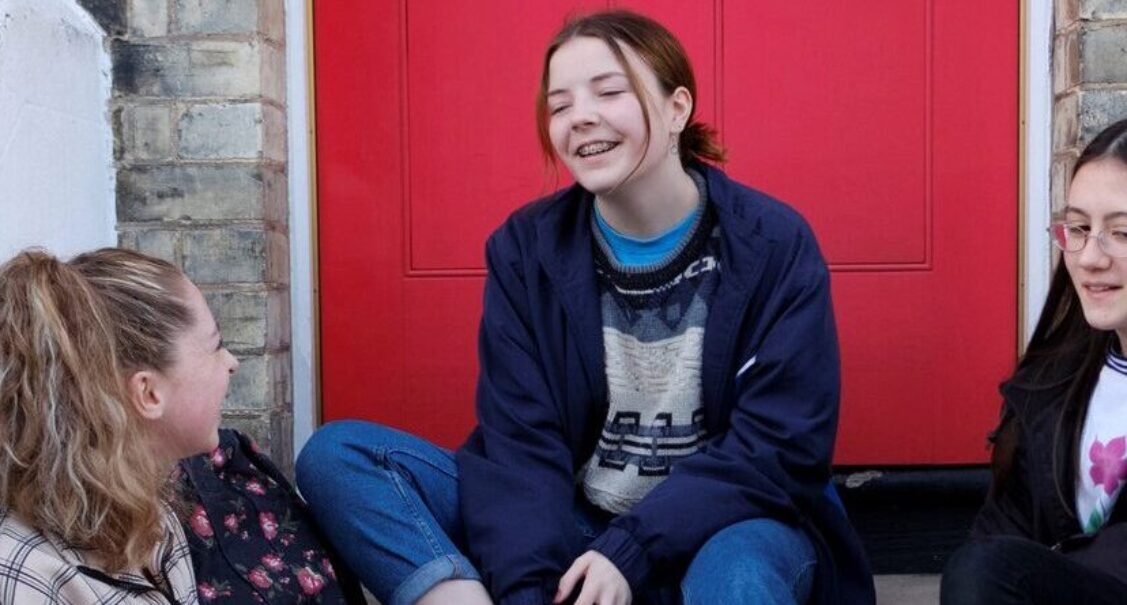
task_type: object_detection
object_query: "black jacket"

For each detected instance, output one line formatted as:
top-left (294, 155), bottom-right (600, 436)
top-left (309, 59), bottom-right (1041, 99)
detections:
top-left (972, 362), bottom-right (1127, 586)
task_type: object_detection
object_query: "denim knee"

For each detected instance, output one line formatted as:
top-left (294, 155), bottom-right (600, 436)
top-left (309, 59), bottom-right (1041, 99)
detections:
top-left (296, 420), bottom-right (387, 496)
top-left (682, 518), bottom-right (816, 605)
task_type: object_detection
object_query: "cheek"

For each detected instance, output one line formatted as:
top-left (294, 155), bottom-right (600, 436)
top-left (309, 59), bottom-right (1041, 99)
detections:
top-left (548, 120), bottom-right (569, 156)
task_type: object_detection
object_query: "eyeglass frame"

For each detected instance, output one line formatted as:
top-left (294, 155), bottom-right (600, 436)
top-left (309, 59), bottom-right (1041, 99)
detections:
top-left (1047, 222), bottom-right (1127, 258)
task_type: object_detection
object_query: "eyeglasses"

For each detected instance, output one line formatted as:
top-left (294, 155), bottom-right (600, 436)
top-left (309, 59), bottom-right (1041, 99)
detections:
top-left (1048, 222), bottom-right (1127, 258)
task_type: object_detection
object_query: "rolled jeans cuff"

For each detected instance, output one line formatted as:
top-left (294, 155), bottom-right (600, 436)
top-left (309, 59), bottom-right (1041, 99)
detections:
top-left (389, 554), bottom-right (482, 605)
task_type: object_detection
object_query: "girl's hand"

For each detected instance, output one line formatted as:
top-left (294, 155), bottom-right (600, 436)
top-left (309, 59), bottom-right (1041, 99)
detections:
top-left (554, 550), bottom-right (631, 605)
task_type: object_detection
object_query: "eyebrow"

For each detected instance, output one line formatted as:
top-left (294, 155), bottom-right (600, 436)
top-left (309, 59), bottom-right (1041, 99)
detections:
top-left (547, 72), bottom-right (626, 97)
top-left (1062, 206), bottom-right (1127, 221)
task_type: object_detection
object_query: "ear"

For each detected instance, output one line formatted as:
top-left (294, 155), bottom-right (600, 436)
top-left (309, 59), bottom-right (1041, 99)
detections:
top-left (127, 369), bottom-right (167, 421)
top-left (668, 86), bottom-right (693, 133)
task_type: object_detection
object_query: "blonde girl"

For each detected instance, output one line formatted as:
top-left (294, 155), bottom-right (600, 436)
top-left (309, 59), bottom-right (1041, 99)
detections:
top-left (0, 248), bottom-right (238, 603)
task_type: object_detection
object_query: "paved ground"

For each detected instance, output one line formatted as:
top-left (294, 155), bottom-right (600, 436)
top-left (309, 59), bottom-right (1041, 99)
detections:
top-left (876, 574), bottom-right (940, 604)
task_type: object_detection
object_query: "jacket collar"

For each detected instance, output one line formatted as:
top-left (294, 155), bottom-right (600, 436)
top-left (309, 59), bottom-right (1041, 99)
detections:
top-left (532, 165), bottom-right (768, 295)
top-left (531, 165), bottom-right (775, 412)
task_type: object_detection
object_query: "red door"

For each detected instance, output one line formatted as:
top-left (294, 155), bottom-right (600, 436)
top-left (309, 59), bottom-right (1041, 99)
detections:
top-left (314, 1), bottom-right (1017, 465)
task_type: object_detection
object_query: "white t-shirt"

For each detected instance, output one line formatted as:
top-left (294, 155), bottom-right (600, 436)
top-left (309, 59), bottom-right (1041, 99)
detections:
top-left (1076, 348), bottom-right (1127, 534)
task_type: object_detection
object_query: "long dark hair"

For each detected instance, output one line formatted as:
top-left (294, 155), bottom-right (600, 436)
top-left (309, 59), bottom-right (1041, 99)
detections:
top-left (996, 118), bottom-right (1127, 510)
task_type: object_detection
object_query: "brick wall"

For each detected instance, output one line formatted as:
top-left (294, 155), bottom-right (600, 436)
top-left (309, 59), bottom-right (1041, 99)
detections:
top-left (1053, 0), bottom-right (1127, 207)
top-left (79, 0), bottom-right (293, 468)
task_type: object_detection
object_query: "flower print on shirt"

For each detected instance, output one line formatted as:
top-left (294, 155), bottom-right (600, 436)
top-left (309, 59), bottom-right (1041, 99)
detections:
top-left (1089, 436), bottom-right (1127, 496)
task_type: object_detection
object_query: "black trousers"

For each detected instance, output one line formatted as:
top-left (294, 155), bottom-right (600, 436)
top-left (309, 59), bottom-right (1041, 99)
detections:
top-left (941, 535), bottom-right (1127, 605)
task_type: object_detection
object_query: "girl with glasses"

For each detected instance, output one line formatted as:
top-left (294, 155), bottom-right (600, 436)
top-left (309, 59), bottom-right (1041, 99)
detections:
top-left (296, 10), bottom-right (873, 605)
top-left (942, 118), bottom-right (1127, 604)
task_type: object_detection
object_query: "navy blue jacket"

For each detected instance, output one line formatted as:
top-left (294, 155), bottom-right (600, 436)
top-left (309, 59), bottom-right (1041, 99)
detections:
top-left (456, 165), bottom-right (875, 605)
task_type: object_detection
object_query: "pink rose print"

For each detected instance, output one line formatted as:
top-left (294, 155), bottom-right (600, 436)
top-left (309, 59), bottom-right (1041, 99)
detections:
top-left (321, 558), bottom-right (337, 580)
top-left (246, 479), bottom-right (267, 496)
top-left (296, 567), bottom-right (326, 596)
top-left (1089, 436), bottom-right (1127, 496)
top-left (189, 505), bottom-right (213, 539)
top-left (262, 553), bottom-right (285, 572)
top-left (198, 583), bottom-right (218, 601)
top-left (224, 513), bottom-right (239, 533)
top-left (209, 447), bottom-right (226, 468)
top-left (248, 567), bottom-right (273, 589)
top-left (259, 511), bottom-right (278, 540)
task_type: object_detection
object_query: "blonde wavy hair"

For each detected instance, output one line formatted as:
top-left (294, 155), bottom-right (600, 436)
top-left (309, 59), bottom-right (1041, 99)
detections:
top-left (0, 248), bottom-right (193, 572)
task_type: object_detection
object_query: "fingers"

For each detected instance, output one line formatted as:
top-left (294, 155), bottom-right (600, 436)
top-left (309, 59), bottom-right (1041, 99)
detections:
top-left (555, 552), bottom-right (592, 604)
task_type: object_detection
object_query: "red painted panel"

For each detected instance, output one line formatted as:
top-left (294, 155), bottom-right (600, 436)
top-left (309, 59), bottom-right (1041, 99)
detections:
top-left (315, 0), bottom-right (1018, 464)
top-left (407, 1), bottom-right (604, 273)
top-left (724, 1), bottom-right (928, 266)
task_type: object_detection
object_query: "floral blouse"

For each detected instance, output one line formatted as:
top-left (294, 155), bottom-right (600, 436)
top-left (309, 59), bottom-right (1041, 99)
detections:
top-left (176, 430), bottom-right (364, 604)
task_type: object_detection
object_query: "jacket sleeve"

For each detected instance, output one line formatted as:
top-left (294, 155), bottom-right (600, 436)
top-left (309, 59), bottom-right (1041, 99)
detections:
top-left (456, 227), bottom-right (584, 605)
top-left (587, 220), bottom-right (840, 589)
top-left (970, 406), bottom-right (1037, 539)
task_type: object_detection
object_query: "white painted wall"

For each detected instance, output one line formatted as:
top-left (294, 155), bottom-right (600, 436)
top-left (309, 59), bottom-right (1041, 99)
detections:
top-left (287, 0), bottom-right (316, 453)
top-left (0, 0), bottom-right (115, 261)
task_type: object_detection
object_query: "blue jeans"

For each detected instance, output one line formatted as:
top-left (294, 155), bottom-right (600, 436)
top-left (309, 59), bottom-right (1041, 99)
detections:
top-left (296, 420), bottom-right (816, 605)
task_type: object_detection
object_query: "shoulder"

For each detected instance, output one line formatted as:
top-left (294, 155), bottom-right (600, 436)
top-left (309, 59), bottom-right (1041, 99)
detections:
top-left (158, 507), bottom-right (199, 604)
top-left (487, 185), bottom-right (583, 252)
top-left (0, 509), bottom-right (81, 599)
top-left (702, 164), bottom-right (817, 241)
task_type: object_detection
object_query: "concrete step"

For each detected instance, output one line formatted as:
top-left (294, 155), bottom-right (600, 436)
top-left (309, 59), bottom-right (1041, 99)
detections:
top-left (876, 574), bottom-right (940, 605)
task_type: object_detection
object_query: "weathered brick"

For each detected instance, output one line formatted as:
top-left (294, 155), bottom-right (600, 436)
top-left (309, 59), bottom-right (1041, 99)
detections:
top-left (1053, 92), bottom-right (1079, 152)
top-left (129, 0), bottom-right (168, 37)
top-left (220, 410), bottom-right (293, 471)
top-left (1079, 89), bottom-right (1127, 143)
top-left (1081, 0), bottom-right (1127, 19)
top-left (1051, 153), bottom-right (1077, 211)
top-left (181, 228), bottom-right (288, 284)
top-left (203, 289), bottom-right (289, 352)
top-left (260, 0), bottom-right (284, 43)
top-left (113, 39), bottom-right (272, 99)
top-left (225, 352), bottom-right (290, 409)
top-left (1058, 0), bottom-right (1080, 28)
top-left (117, 104), bottom-right (173, 160)
top-left (1054, 29), bottom-right (1080, 95)
top-left (117, 165), bottom-right (286, 222)
top-left (227, 354), bottom-right (268, 408)
top-left (76, 0), bottom-right (126, 36)
top-left (1080, 24), bottom-right (1127, 83)
top-left (261, 42), bottom-right (286, 104)
top-left (175, 0), bottom-right (259, 34)
top-left (118, 228), bottom-right (179, 264)
top-left (179, 103), bottom-right (285, 161)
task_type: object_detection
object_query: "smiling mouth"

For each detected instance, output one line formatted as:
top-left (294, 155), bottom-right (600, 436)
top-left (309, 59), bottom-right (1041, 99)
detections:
top-left (576, 141), bottom-right (619, 157)
top-left (1084, 284), bottom-right (1122, 295)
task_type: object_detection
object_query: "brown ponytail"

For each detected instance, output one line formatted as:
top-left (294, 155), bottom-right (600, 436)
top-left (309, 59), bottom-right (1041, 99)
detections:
top-left (0, 248), bottom-right (190, 572)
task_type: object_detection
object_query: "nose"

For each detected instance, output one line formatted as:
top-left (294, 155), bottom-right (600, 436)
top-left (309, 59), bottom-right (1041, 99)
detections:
top-left (226, 350), bottom-right (240, 374)
top-left (1077, 233), bottom-right (1112, 270)
top-left (569, 93), bottom-right (599, 129)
